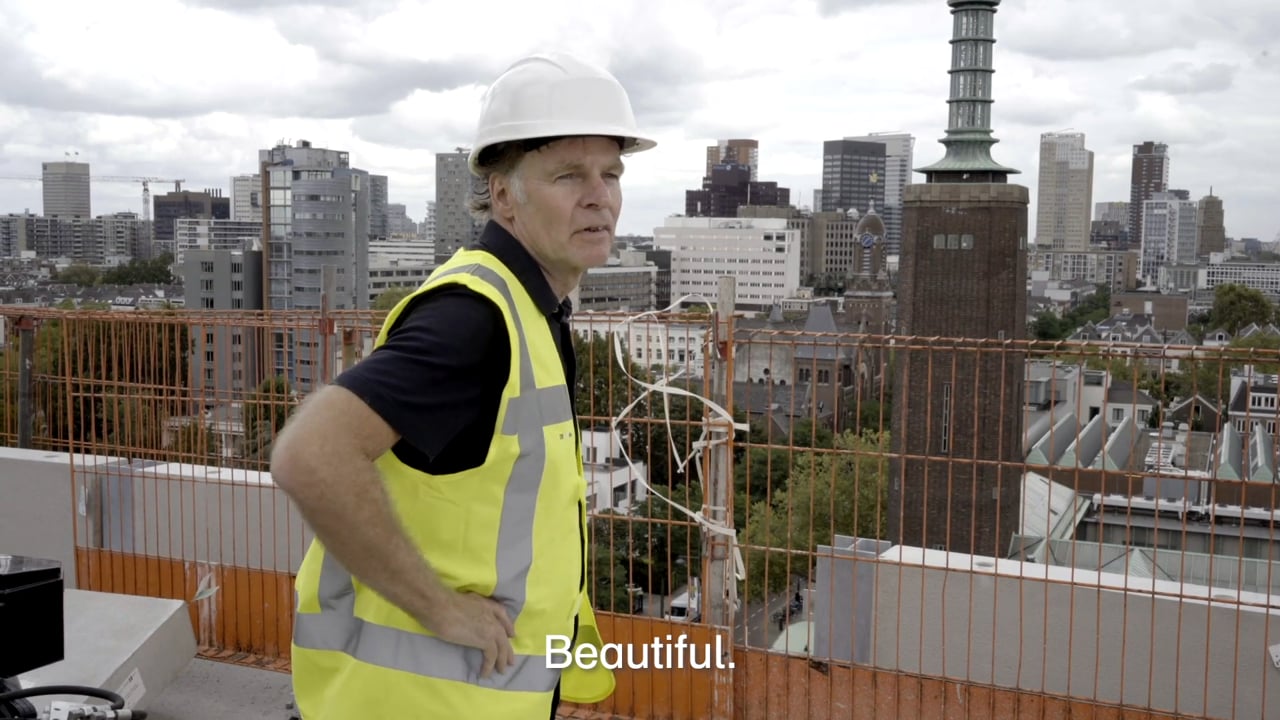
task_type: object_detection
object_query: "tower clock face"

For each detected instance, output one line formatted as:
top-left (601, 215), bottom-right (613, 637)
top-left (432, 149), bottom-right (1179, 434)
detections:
top-left (861, 233), bottom-right (876, 248)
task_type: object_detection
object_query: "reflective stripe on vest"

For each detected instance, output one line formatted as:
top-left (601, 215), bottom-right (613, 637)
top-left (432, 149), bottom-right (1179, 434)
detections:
top-left (293, 261), bottom-right (575, 693)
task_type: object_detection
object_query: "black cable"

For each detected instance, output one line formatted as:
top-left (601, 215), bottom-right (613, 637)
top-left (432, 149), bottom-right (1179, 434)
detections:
top-left (0, 684), bottom-right (125, 709)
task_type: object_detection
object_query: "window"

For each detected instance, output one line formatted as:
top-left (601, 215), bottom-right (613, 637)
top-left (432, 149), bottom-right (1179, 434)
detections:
top-left (1112, 408), bottom-right (1125, 423)
top-left (934, 234), bottom-right (946, 249)
top-left (961, 234), bottom-right (974, 249)
top-left (818, 368), bottom-right (830, 385)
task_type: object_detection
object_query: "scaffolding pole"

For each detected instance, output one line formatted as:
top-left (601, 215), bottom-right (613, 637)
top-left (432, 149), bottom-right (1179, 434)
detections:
top-left (705, 276), bottom-right (736, 717)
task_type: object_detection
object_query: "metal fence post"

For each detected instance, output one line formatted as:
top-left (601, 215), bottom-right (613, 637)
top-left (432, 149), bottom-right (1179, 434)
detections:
top-left (17, 315), bottom-right (35, 448)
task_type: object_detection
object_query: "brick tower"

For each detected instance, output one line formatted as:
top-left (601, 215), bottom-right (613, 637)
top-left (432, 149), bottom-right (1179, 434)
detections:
top-left (889, 0), bottom-right (1028, 558)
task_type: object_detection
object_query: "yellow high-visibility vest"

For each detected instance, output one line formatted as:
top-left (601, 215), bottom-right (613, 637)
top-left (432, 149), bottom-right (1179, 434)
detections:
top-left (289, 247), bottom-right (615, 719)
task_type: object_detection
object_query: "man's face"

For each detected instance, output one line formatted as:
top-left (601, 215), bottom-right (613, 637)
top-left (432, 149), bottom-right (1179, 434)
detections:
top-left (505, 136), bottom-right (624, 284)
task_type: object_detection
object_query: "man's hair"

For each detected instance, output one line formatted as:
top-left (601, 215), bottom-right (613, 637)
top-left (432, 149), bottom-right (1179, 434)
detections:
top-left (467, 141), bottom-right (535, 223)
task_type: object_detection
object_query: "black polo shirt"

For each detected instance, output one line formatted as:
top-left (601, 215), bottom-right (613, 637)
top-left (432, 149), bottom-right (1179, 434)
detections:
top-left (333, 220), bottom-right (577, 474)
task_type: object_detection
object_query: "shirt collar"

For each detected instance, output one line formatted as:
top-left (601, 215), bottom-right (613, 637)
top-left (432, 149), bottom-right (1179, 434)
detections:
top-left (474, 220), bottom-right (565, 318)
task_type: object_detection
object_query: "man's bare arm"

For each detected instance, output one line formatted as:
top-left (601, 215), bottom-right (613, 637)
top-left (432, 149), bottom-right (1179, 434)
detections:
top-left (270, 384), bottom-right (450, 623)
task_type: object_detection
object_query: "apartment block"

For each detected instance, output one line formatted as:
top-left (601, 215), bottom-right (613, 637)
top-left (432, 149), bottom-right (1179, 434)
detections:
top-left (1139, 191), bottom-right (1197, 281)
top-left (174, 218), bottom-right (262, 266)
top-left (1028, 249), bottom-right (1139, 293)
top-left (434, 151), bottom-right (482, 263)
top-left (153, 190), bottom-right (231, 259)
top-left (231, 175), bottom-right (263, 224)
top-left (183, 248), bottom-right (265, 402)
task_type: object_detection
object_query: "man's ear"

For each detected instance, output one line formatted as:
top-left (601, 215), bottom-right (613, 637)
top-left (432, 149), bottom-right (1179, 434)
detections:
top-left (490, 172), bottom-right (517, 220)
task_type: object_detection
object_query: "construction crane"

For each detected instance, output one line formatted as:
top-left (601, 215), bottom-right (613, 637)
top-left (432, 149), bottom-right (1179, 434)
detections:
top-left (0, 175), bottom-right (185, 223)
top-left (91, 177), bottom-right (185, 225)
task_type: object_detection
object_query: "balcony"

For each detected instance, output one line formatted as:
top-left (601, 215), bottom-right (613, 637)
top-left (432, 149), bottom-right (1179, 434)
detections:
top-left (0, 306), bottom-right (1277, 719)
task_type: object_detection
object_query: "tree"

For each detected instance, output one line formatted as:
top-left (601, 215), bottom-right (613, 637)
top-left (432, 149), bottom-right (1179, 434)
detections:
top-left (733, 418), bottom-right (834, 530)
top-left (590, 543), bottom-right (636, 614)
top-left (170, 419), bottom-right (222, 462)
top-left (1208, 283), bottom-right (1275, 335)
top-left (101, 253), bottom-right (177, 285)
top-left (32, 308), bottom-right (190, 452)
top-left (626, 476), bottom-right (705, 596)
top-left (373, 286), bottom-right (413, 311)
top-left (55, 264), bottom-right (101, 286)
top-left (1030, 311), bottom-right (1071, 341)
top-left (741, 429), bottom-right (889, 602)
top-left (242, 375), bottom-right (297, 463)
top-left (1158, 334), bottom-right (1280, 405)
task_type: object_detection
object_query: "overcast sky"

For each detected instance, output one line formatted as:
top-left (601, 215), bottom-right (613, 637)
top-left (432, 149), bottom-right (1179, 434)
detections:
top-left (0, 0), bottom-right (1276, 243)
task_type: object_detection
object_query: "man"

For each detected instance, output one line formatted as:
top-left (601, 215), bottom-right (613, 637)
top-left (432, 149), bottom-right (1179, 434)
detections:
top-left (270, 53), bottom-right (656, 719)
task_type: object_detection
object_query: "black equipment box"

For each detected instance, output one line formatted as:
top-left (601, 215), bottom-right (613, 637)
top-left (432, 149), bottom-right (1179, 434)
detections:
top-left (0, 555), bottom-right (64, 679)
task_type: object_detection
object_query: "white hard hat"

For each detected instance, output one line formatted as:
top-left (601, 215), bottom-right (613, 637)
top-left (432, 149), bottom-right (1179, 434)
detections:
top-left (468, 52), bottom-right (657, 176)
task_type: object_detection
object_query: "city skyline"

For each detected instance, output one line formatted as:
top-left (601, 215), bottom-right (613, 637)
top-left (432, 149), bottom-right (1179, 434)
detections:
top-left (0, 0), bottom-right (1276, 242)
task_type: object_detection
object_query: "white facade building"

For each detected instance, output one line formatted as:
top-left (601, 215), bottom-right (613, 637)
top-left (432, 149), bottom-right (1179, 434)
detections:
top-left (368, 238), bottom-right (436, 266)
top-left (573, 314), bottom-right (710, 374)
top-left (653, 216), bottom-right (801, 312)
top-left (1202, 253), bottom-right (1280, 299)
top-left (580, 428), bottom-right (648, 514)
top-left (1139, 192), bottom-right (1197, 283)
top-left (367, 257), bottom-right (434, 305)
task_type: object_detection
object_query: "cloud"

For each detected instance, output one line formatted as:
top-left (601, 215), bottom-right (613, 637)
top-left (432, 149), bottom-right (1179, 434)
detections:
top-left (182, 0), bottom-right (399, 16)
top-left (0, 0), bottom-right (1276, 245)
top-left (814, 0), bottom-right (930, 17)
top-left (349, 87), bottom-right (485, 151)
top-left (1002, 4), bottom-right (1199, 61)
top-left (608, 47), bottom-right (710, 130)
top-left (1130, 63), bottom-right (1237, 95)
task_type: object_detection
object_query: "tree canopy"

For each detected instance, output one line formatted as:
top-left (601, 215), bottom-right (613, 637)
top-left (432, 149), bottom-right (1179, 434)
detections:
top-left (54, 253), bottom-right (178, 286)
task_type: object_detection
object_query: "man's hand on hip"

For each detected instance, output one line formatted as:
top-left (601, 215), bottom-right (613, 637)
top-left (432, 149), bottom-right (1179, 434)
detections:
top-left (423, 592), bottom-right (517, 679)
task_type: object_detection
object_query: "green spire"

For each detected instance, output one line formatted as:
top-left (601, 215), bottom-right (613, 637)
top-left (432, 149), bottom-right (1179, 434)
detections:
top-left (917, 0), bottom-right (1019, 183)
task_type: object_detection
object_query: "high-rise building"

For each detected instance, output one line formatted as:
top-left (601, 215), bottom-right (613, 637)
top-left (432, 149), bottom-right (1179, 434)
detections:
top-left (42, 161), bottom-right (90, 218)
top-left (369, 175), bottom-right (389, 239)
top-left (231, 174), bottom-right (262, 224)
top-left (259, 139), bottom-right (372, 389)
top-left (1035, 132), bottom-right (1094, 250)
top-left (841, 133), bottom-right (914, 256)
top-left (1095, 201), bottom-right (1128, 226)
top-left (891, 0), bottom-right (1027, 558)
top-left (685, 164), bottom-right (789, 218)
top-left (434, 150), bottom-right (482, 263)
top-left (818, 140), bottom-right (887, 220)
top-left (1139, 191), bottom-right (1198, 281)
top-left (153, 189), bottom-right (231, 259)
top-left (1128, 141), bottom-right (1170, 248)
top-left (705, 139), bottom-right (759, 181)
top-left (1196, 191), bottom-right (1226, 259)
